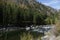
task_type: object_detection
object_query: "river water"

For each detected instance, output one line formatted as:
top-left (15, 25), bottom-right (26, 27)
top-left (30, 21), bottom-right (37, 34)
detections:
top-left (0, 25), bottom-right (56, 40)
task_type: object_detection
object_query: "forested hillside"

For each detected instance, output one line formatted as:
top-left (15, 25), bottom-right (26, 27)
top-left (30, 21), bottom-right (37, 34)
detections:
top-left (0, 0), bottom-right (59, 27)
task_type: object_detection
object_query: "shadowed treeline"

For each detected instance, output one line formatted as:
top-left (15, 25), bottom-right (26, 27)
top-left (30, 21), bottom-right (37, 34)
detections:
top-left (0, 0), bottom-right (59, 27)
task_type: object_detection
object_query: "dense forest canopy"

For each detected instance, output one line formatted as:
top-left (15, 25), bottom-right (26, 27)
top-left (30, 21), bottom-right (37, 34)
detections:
top-left (0, 0), bottom-right (59, 27)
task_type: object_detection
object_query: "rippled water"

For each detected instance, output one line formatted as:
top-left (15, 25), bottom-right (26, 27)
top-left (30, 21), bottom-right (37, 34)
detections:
top-left (0, 25), bottom-right (55, 40)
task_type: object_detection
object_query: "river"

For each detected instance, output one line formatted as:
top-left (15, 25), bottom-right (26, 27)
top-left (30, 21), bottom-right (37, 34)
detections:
top-left (0, 25), bottom-right (56, 40)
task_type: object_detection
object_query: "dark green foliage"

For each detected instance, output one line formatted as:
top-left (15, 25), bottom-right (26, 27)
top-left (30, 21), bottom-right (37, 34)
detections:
top-left (0, 0), bottom-right (59, 27)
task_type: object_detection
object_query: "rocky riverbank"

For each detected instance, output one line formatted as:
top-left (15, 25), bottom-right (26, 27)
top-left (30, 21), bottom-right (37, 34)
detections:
top-left (41, 25), bottom-right (60, 40)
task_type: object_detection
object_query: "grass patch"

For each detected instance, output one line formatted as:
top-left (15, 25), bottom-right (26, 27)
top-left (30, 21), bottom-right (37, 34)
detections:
top-left (0, 30), bottom-right (43, 40)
